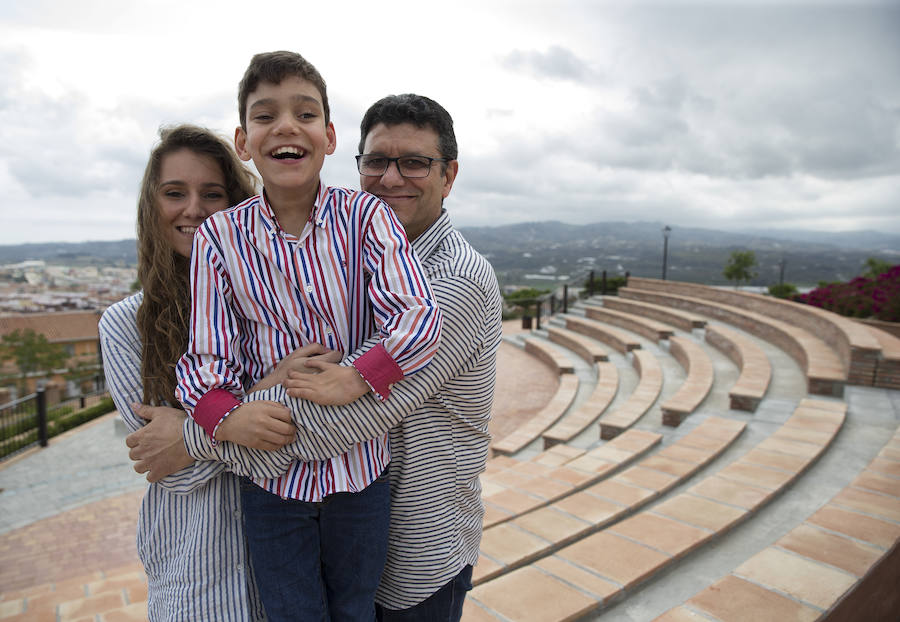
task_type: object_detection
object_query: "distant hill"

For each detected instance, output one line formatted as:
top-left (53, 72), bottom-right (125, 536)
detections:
top-left (2, 223), bottom-right (898, 288)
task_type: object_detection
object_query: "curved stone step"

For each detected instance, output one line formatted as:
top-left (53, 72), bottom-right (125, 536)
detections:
top-left (705, 323), bottom-right (773, 412)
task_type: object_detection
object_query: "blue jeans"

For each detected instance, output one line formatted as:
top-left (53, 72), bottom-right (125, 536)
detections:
top-left (240, 468), bottom-right (390, 622)
top-left (375, 565), bottom-right (473, 622)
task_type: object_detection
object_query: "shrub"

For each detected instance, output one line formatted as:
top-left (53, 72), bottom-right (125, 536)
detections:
top-left (768, 283), bottom-right (798, 299)
top-left (794, 265), bottom-right (900, 322)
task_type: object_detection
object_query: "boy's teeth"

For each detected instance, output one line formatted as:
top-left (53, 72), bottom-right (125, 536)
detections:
top-left (272, 146), bottom-right (303, 158)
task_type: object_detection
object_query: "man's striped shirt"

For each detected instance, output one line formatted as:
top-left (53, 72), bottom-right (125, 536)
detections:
top-left (185, 211), bottom-right (502, 608)
top-left (175, 184), bottom-right (441, 501)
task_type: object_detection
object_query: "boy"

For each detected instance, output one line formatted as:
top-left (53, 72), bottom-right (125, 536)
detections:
top-left (175, 51), bottom-right (442, 621)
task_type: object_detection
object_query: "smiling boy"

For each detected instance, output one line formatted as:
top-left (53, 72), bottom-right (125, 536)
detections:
top-left (174, 51), bottom-right (442, 621)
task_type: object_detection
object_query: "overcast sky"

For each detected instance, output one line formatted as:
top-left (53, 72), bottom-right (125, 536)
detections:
top-left (1, 0), bottom-right (898, 245)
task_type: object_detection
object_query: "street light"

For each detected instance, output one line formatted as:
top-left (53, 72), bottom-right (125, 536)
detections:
top-left (661, 225), bottom-right (672, 280)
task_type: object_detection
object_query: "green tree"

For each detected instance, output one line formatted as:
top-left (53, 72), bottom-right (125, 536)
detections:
top-left (768, 282), bottom-right (798, 299)
top-left (862, 257), bottom-right (891, 279)
top-left (723, 250), bottom-right (758, 288)
top-left (0, 329), bottom-right (68, 389)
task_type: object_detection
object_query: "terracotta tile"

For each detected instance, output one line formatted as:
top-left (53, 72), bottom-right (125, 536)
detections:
top-left (586, 479), bottom-right (657, 507)
top-left (513, 461), bottom-right (555, 477)
top-left (691, 417), bottom-right (745, 441)
top-left (851, 470), bottom-right (900, 497)
top-left (584, 445), bottom-right (637, 464)
top-left (869, 457), bottom-right (900, 478)
top-left (3, 610), bottom-right (58, 622)
top-left (557, 531), bottom-right (670, 589)
top-left (639, 455), bottom-right (699, 477)
top-left (878, 446), bottom-right (900, 462)
top-left (124, 582), bottom-right (147, 605)
top-left (471, 555), bottom-right (503, 585)
top-left (547, 465), bottom-right (599, 486)
top-left (488, 469), bottom-right (536, 488)
top-left (651, 493), bottom-right (746, 532)
top-left (806, 504), bottom-right (900, 549)
top-left (483, 489), bottom-right (542, 515)
top-left (25, 584), bottom-right (87, 613)
top-left (735, 547), bottom-right (857, 609)
top-left (0, 600), bottom-right (24, 617)
top-left (460, 599), bottom-right (500, 622)
top-left (675, 432), bottom-right (728, 454)
top-left (651, 605), bottom-right (712, 621)
top-left (484, 455), bottom-right (519, 472)
top-left (563, 455), bottom-right (616, 476)
top-left (533, 556), bottom-right (620, 602)
top-left (85, 573), bottom-right (145, 597)
top-left (552, 492), bottom-right (625, 526)
top-left (516, 475), bottom-right (574, 501)
top-left (479, 479), bottom-right (506, 498)
top-left (776, 425), bottom-right (833, 447)
top-left (777, 523), bottom-right (885, 577)
top-left (833, 486), bottom-right (900, 522)
top-left (756, 437), bottom-right (820, 459)
top-left (617, 465), bottom-right (678, 492)
top-left (784, 411), bottom-right (842, 434)
top-left (481, 502), bottom-right (514, 528)
top-left (613, 512), bottom-right (711, 558)
top-left (689, 475), bottom-right (772, 510)
top-left (688, 574), bottom-right (820, 622)
top-left (100, 602), bottom-right (150, 622)
top-left (513, 506), bottom-right (591, 545)
top-left (478, 524), bottom-right (547, 566)
top-left (469, 566), bottom-right (598, 622)
top-left (656, 443), bottom-right (712, 464)
top-left (606, 428), bottom-right (662, 452)
top-left (742, 447), bottom-right (808, 472)
top-left (717, 461), bottom-right (796, 491)
top-left (58, 592), bottom-right (126, 620)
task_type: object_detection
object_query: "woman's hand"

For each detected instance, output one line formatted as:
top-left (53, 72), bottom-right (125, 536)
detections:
top-left (249, 343), bottom-right (343, 392)
top-left (283, 360), bottom-right (369, 405)
top-left (126, 405), bottom-right (194, 482)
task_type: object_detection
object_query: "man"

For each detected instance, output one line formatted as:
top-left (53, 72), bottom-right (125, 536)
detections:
top-left (129, 94), bottom-right (503, 620)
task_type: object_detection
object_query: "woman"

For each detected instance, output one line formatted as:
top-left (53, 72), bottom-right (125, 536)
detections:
top-left (99, 124), bottom-right (266, 621)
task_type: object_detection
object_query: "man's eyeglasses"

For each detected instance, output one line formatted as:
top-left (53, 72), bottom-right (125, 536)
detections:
top-left (356, 155), bottom-right (449, 179)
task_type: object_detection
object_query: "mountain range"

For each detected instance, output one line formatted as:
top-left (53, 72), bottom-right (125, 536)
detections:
top-left (2, 222), bottom-right (898, 289)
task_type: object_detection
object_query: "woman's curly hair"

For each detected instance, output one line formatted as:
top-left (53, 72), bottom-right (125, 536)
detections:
top-left (135, 124), bottom-right (257, 405)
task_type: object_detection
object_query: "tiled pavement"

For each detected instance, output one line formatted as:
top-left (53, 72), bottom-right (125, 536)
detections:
top-left (0, 320), bottom-right (555, 621)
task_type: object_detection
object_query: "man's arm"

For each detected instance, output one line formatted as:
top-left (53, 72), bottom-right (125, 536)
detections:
top-left (185, 272), bottom-right (500, 480)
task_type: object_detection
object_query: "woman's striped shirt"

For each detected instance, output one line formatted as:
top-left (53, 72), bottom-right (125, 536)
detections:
top-left (99, 292), bottom-right (267, 621)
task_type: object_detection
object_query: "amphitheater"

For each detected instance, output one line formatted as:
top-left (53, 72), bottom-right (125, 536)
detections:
top-left (1, 276), bottom-right (898, 621)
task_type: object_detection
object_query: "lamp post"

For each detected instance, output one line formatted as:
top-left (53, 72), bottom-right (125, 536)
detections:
top-left (661, 225), bottom-right (672, 280)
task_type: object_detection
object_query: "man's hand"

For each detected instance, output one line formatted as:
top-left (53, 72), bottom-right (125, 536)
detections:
top-left (126, 405), bottom-right (194, 482)
top-left (284, 360), bottom-right (369, 405)
top-left (249, 344), bottom-right (343, 392)
top-left (215, 401), bottom-right (295, 450)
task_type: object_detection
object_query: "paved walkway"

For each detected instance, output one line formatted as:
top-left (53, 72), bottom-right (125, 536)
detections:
top-left (0, 320), bottom-right (554, 599)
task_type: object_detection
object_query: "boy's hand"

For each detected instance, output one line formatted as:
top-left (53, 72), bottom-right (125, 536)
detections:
top-left (284, 360), bottom-right (369, 405)
top-left (249, 344), bottom-right (342, 392)
top-left (126, 405), bottom-right (195, 482)
top-left (215, 401), bottom-right (295, 450)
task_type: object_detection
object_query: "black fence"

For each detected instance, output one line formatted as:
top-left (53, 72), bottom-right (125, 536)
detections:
top-left (518, 269), bottom-right (630, 330)
top-left (0, 374), bottom-right (108, 462)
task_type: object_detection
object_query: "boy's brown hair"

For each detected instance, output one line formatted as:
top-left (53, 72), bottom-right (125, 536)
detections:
top-left (237, 51), bottom-right (330, 129)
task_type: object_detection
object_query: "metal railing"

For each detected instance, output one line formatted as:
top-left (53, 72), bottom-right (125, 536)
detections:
top-left (515, 269), bottom-right (630, 330)
top-left (0, 374), bottom-right (108, 462)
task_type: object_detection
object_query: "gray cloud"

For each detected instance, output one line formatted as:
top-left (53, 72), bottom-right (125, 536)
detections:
top-left (501, 45), bottom-right (600, 83)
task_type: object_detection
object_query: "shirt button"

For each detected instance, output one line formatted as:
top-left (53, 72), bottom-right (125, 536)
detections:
top-left (325, 327), bottom-right (333, 335)
top-left (236, 563), bottom-right (244, 572)
top-left (233, 509), bottom-right (240, 519)
top-left (305, 284), bottom-right (314, 293)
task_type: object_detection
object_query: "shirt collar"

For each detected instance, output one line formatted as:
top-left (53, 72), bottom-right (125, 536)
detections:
top-left (412, 209), bottom-right (452, 262)
top-left (259, 182), bottom-right (330, 239)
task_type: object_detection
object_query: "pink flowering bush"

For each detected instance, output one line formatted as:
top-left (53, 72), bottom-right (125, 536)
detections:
top-left (794, 265), bottom-right (900, 322)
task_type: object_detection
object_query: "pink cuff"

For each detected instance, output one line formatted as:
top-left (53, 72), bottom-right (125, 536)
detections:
top-left (353, 343), bottom-right (404, 401)
top-left (194, 389), bottom-right (241, 439)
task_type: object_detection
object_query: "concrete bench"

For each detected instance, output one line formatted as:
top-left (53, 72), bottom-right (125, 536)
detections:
top-left (620, 286), bottom-right (846, 397)
top-left (470, 416), bottom-right (746, 593)
top-left (657, 413), bottom-right (895, 622)
top-left (598, 350), bottom-right (663, 439)
top-left (521, 336), bottom-right (575, 374)
top-left (660, 336), bottom-right (715, 427)
top-left (601, 296), bottom-right (707, 332)
top-left (628, 276), bottom-right (883, 387)
top-left (466, 400), bottom-right (845, 621)
top-left (543, 361), bottom-right (618, 447)
top-left (491, 374), bottom-right (579, 456)
top-left (544, 325), bottom-right (610, 364)
top-left (705, 324), bottom-right (772, 412)
top-left (564, 315), bottom-right (641, 354)
top-left (481, 428), bottom-right (661, 529)
top-left (583, 303), bottom-right (674, 342)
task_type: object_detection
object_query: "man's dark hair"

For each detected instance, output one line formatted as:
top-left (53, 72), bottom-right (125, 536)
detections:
top-left (238, 51), bottom-right (329, 129)
top-left (358, 94), bottom-right (457, 160)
